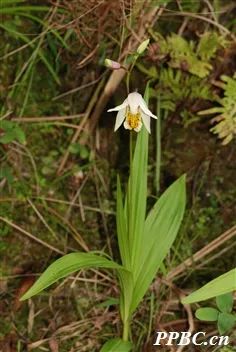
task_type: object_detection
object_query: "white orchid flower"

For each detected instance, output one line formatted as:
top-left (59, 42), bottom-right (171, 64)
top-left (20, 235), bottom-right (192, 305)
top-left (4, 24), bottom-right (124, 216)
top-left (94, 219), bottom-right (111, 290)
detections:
top-left (107, 92), bottom-right (157, 133)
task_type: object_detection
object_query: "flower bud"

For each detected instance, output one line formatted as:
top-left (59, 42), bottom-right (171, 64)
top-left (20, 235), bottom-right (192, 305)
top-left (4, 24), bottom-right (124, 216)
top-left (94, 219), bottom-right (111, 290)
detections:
top-left (104, 59), bottom-right (121, 70)
top-left (137, 38), bottom-right (150, 55)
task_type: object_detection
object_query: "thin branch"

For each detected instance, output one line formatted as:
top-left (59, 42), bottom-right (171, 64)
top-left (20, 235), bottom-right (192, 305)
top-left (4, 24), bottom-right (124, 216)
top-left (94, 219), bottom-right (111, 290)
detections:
top-left (12, 114), bottom-right (84, 122)
top-left (167, 225), bottom-right (236, 280)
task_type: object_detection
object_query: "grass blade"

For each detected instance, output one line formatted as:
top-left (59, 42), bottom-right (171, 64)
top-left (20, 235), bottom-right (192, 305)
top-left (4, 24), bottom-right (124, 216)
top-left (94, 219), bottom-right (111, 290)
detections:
top-left (0, 6), bottom-right (50, 14)
top-left (1, 0), bottom-right (26, 4)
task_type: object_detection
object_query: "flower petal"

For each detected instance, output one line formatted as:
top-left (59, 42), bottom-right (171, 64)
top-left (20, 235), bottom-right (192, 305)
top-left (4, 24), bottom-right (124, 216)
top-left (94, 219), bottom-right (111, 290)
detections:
top-left (139, 98), bottom-right (157, 119)
top-left (114, 109), bottom-right (126, 131)
top-left (127, 92), bottom-right (142, 114)
top-left (124, 120), bottom-right (132, 130)
top-left (141, 112), bottom-right (151, 133)
top-left (107, 99), bottom-right (128, 112)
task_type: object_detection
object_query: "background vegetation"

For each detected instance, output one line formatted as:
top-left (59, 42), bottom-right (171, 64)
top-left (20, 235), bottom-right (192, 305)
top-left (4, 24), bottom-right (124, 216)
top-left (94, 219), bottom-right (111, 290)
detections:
top-left (0, 0), bottom-right (236, 351)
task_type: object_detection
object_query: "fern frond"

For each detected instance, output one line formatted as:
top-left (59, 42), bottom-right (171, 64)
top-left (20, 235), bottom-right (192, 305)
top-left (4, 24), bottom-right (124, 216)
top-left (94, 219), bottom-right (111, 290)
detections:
top-left (197, 32), bottom-right (227, 61)
top-left (199, 75), bottom-right (236, 145)
top-left (167, 34), bottom-right (212, 78)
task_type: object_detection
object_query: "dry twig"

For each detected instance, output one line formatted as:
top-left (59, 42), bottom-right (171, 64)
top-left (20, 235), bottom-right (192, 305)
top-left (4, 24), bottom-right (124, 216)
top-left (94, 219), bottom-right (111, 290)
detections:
top-left (0, 216), bottom-right (64, 255)
top-left (167, 225), bottom-right (236, 280)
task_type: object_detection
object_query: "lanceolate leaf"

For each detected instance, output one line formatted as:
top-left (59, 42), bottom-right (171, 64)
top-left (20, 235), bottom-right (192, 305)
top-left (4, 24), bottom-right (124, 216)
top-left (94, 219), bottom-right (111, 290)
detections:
top-left (116, 178), bottom-right (134, 323)
top-left (20, 253), bottom-right (125, 300)
top-left (127, 126), bottom-right (148, 270)
top-left (118, 269), bottom-right (134, 324)
top-left (100, 338), bottom-right (133, 352)
top-left (182, 268), bottom-right (236, 304)
top-left (131, 175), bottom-right (186, 313)
top-left (116, 176), bottom-right (129, 268)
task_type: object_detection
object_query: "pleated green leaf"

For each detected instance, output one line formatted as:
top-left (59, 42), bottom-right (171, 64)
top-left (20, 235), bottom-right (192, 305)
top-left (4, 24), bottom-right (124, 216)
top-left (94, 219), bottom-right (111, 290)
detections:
top-left (182, 268), bottom-right (236, 304)
top-left (131, 175), bottom-right (186, 313)
top-left (100, 338), bottom-right (133, 352)
top-left (116, 176), bottom-right (134, 322)
top-left (127, 127), bottom-right (148, 271)
top-left (117, 176), bottom-right (129, 268)
top-left (20, 252), bottom-right (125, 300)
top-left (118, 269), bottom-right (134, 324)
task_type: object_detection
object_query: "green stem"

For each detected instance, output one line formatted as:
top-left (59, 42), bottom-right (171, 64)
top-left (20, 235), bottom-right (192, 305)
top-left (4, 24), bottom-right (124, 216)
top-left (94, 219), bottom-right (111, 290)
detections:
top-left (123, 134), bottom-right (132, 343)
top-left (126, 71), bottom-right (131, 94)
top-left (129, 131), bottom-right (133, 167)
top-left (155, 93), bottom-right (161, 194)
top-left (126, 59), bottom-right (137, 95)
top-left (127, 131), bottom-right (133, 263)
top-left (122, 319), bottom-right (130, 341)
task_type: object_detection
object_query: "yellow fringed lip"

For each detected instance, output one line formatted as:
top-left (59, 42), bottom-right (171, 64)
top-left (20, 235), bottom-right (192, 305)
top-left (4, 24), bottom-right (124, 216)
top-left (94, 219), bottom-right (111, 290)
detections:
top-left (124, 111), bottom-right (142, 132)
